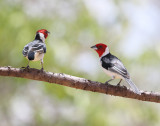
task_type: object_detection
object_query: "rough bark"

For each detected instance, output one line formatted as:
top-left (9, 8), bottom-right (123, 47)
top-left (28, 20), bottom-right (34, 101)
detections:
top-left (0, 66), bottom-right (159, 103)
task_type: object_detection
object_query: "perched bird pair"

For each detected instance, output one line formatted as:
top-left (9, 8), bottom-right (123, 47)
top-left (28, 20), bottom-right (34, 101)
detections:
top-left (22, 29), bottom-right (141, 94)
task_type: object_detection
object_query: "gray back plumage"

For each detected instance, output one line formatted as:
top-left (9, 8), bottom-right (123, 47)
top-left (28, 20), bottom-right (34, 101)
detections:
top-left (22, 40), bottom-right (46, 57)
top-left (101, 53), bottom-right (130, 79)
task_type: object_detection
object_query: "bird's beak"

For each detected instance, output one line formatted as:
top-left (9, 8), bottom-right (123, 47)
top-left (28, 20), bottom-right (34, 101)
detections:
top-left (47, 31), bottom-right (50, 34)
top-left (91, 45), bottom-right (97, 50)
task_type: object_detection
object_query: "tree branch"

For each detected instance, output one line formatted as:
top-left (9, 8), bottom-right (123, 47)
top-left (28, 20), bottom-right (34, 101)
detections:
top-left (0, 66), bottom-right (159, 103)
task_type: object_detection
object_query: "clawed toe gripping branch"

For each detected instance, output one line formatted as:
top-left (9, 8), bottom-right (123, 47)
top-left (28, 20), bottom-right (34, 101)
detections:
top-left (0, 66), bottom-right (160, 103)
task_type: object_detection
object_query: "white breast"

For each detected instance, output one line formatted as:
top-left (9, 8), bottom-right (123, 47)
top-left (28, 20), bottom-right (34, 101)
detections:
top-left (33, 52), bottom-right (44, 61)
top-left (102, 68), bottom-right (124, 79)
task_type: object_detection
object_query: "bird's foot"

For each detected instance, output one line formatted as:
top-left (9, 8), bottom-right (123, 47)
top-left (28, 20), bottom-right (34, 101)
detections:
top-left (26, 65), bottom-right (30, 69)
top-left (116, 79), bottom-right (122, 86)
top-left (40, 67), bottom-right (44, 72)
top-left (21, 65), bottom-right (30, 70)
top-left (117, 83), bottom-right (120, 86)
top-left (104, 81), bottom-right (109, 85)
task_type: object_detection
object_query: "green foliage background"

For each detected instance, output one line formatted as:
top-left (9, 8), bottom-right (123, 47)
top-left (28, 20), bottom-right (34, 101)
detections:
top-left (0, 0), bottom-right (160, 126)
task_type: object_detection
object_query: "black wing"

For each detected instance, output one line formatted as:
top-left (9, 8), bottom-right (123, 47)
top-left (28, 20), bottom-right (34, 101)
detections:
top-left (22, 41), bottom-right (46, 57)
top-left (101, 53), bottom-right (130, 79)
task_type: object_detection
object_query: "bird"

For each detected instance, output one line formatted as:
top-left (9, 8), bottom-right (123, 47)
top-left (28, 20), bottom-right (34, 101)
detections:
top-left (91, 43), bottom-right (141, 95)
top-left (22, 29), bottom-right (50, 70)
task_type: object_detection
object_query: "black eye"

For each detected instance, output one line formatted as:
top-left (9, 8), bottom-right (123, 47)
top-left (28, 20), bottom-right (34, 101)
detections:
top-left (99, 46), bottom-right (102, 48)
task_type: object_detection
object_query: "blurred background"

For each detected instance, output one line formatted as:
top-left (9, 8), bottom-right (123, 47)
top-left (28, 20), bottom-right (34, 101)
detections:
top-left (0, 0), bottom-right (160, 126)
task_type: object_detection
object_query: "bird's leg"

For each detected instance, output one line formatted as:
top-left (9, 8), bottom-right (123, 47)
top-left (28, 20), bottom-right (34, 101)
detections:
top-left (105, 76), bottom-right (115, 84)
top-left (117, 79), bottom-right (122, 86)
top-left (40, 59), bottom-right (44, 71)
top-left (26, 60), bottom-right (30, 68)
top-left (104, 79), bottom-right (114, 84)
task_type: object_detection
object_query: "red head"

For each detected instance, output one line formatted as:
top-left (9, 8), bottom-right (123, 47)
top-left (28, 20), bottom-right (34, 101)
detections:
top-left (91, 43), bottom-right (109, 57)
top-left (37, 29), bottom-right (50, 39)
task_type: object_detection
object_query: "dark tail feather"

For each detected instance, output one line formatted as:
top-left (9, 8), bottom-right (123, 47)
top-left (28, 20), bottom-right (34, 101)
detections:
top-left (28, 51), bottom-right (35, 60)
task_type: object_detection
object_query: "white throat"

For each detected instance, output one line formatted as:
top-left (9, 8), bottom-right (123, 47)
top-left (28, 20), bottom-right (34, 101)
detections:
top-left (39, 33), bottom-right (45, 42)
top-left (100, 47), bottom-right (109, 58)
